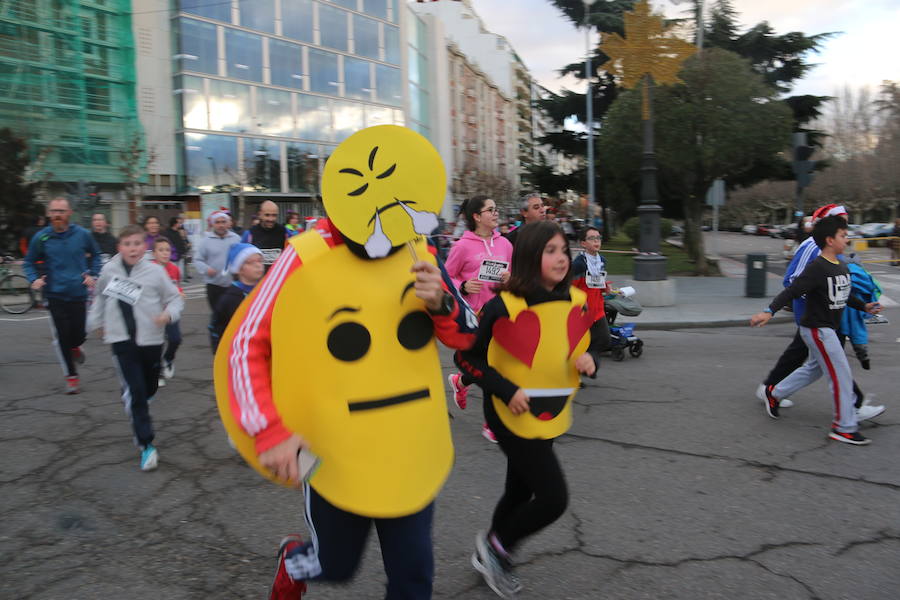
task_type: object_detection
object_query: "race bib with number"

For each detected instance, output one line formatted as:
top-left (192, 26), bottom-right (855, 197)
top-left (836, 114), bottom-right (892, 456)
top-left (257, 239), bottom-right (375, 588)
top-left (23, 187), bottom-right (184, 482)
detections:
top-left (103, 276), bottom-right (143, 306)
top-left (478, 259), bottom-right (509, 283)
top-left (586, 271), bottom-right (607, 289)
top-left (260, 248), bottom-right (282, 265)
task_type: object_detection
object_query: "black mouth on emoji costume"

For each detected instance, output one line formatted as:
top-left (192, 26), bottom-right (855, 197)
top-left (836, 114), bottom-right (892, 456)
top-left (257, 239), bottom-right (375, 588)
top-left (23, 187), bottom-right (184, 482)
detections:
top-left (366, 198), bottom-right (419, 226)
top-left (348, 388), bottom-right (429, 412)
top-left (527, 396), bottom-right (568, 421)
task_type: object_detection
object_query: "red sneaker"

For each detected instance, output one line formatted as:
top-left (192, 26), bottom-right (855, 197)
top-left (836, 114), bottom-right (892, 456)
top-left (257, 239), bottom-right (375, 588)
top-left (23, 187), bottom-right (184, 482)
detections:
top-left (481, 423), bottom-right (498, 444)
top-left (71, 347), bottom-right (86, 365)
top-left (448, 372), bottom-right (468, 410)
top-left (65, 376), bottom-right (80, 395)
top-left (269, 535), bottom-right (307, 600)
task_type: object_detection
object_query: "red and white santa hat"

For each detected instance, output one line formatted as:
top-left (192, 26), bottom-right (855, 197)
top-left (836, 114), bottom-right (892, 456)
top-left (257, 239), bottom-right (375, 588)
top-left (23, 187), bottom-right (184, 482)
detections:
top-left (811, 204), bottom-right (847, 222)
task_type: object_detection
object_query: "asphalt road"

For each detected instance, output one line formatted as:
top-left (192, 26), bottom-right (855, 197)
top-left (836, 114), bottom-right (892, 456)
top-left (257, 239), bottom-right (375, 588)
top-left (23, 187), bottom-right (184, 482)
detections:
top-left (2, 293), bottom-right (899, 599)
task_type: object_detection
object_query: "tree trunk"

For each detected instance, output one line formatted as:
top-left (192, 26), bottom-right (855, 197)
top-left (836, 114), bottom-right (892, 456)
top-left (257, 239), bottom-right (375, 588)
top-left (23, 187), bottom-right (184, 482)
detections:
top-left (683, 195), bottom-right (709, 275)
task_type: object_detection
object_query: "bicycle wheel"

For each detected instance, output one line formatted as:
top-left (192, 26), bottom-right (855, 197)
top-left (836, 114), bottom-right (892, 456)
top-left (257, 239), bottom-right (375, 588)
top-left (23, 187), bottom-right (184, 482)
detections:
top-left (0, 274), bottom-right (35, 314)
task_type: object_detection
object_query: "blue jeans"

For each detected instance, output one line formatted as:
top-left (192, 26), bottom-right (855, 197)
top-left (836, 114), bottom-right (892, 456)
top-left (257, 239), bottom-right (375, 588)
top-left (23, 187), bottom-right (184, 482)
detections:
top-left (163, 321), bottom-right (182, 364)
top-left (286, 484), bottom-right (435, 600)
top-left (111, 341), bottom-right (162, 447)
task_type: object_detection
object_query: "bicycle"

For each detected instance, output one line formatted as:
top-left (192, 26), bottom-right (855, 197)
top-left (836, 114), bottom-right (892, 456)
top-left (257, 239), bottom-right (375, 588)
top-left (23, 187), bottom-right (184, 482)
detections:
top-left (0, 256), bottom-right (36, 314)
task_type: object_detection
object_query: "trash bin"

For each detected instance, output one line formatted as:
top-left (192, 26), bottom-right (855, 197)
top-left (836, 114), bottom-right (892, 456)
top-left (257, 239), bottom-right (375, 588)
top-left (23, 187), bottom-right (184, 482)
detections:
top-left (746, 253), bottom-right (767, 298)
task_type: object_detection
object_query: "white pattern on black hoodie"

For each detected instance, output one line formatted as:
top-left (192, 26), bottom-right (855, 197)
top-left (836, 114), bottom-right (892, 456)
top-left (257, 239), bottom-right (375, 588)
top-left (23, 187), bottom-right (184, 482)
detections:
top-left (769, 256), bottom-right (866, 330)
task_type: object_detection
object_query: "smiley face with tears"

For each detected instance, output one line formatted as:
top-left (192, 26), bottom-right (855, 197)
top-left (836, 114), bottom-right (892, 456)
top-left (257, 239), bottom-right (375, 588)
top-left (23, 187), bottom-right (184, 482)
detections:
top-left (322, 125), bottom-right (445, 258)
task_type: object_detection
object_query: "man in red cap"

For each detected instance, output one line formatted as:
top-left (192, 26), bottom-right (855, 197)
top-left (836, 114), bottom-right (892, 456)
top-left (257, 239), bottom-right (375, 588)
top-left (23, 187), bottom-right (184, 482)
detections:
top-left (755, 205), bottom-right (883, 420)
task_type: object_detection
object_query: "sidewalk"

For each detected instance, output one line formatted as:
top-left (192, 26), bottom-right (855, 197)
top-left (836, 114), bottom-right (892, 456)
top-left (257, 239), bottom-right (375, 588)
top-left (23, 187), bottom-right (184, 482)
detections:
top-left (610, 254), bottom-right (896, 329)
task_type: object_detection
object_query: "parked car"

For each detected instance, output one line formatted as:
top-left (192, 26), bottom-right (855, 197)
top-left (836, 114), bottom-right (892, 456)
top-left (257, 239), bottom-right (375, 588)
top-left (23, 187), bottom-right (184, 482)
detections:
top-left (670, 224), bottom-right (683, 236)
top-left (776, 223), bottom-right (798, 239)
top-left (742, 224), bottom-right (757, 235)
top-left (755, 224), bottom-right (776, 236)
top-left (859, 222), bottom-right (891, 237)
top-left (846, 224), bottom-right (863, 239)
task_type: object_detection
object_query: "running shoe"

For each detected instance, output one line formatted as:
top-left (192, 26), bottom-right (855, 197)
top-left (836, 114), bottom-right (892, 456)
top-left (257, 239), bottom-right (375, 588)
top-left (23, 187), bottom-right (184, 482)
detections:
top-left (163, 361), bottom-right (175, 379)
top-left (761, 384), bottom-right (779, 419)
top-left (448, 372), bottom-right (468, 410)
top-left (856, 401), bottom-right (886, 422)
top-left (140, 445), bottom-right (159, 471)
top-left (756, 384), bottom-right (793, 408)
top-left (828, 430), bottom-right (871, 445)
top-left (482, 423), bottom-right (498, 443)
top-left (65, 376), bottom-right (80, 395)
top-left (270, 535), bottom-right (308, 600)
top-left (71, 347), bottom-right (86, 365)
top-left (157, 377), bottom-right (166, 388)
top-left (472, 532), bottom-right (518, 598)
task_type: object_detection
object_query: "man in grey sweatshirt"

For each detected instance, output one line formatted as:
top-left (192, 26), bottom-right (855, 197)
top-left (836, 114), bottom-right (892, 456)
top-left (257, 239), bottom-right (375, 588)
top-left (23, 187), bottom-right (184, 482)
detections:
top-left (194, 211), bottom-right (241, 311)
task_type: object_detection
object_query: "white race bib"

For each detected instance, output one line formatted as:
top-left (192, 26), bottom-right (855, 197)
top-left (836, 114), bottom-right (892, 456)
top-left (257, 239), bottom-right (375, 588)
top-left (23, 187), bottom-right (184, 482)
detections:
top-left (586, 271), bottom-right (607, 289)
top-left (260, 248), bottom-right (282, 265)
top-left (477, 259), bottom-right (509, 283)
top-left (103, 276), bottom-right (143, 306)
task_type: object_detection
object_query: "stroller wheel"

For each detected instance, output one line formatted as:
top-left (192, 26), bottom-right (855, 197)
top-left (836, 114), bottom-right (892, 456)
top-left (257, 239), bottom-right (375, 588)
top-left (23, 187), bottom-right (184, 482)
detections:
top-left (629, 340), bottom-right (644, 358)
top-left (612, 347), bottom-right (625, 362)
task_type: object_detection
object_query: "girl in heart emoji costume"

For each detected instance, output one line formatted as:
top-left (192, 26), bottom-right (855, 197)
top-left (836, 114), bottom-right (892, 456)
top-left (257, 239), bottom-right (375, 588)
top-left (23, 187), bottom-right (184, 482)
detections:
top-left (457, 221), bottom-right (600, 596)
top-left (215, 125), bottom-right (476, 600)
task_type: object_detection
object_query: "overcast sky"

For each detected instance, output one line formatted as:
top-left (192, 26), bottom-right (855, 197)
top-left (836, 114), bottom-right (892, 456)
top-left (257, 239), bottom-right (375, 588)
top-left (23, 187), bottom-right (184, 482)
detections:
top-left (469, 0), bottom-right (900, 100)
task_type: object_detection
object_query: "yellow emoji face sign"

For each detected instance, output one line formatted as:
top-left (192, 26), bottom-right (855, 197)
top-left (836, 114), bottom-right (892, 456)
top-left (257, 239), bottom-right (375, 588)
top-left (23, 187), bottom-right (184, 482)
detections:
top-left (321, 125), bottom-right (446, 258)
top-left (487, 290), bottom-right (592, 440)
top-left (215, 231), bottom-right (453, 518)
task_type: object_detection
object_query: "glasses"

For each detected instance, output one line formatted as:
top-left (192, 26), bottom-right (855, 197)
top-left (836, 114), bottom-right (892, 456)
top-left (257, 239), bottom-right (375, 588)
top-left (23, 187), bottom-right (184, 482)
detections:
top-left (479, 207), bottom-right (499, 215)
top-left (585, 235), bottom-right (601, 241)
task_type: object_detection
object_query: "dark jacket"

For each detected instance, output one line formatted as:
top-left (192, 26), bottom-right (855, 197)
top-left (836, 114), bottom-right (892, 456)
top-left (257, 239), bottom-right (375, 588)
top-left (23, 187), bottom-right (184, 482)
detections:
top-left (24, 225), bottom-right (101, 300)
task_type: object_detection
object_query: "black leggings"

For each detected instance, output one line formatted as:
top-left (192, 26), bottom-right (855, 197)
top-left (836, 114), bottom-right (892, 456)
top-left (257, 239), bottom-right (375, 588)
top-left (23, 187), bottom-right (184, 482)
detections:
top-left (765, 328), bottom-right (864, 408)
top-left (48, 298), bottom-right (87, 377)
top-left (491, 435), bottom-right (568, 552)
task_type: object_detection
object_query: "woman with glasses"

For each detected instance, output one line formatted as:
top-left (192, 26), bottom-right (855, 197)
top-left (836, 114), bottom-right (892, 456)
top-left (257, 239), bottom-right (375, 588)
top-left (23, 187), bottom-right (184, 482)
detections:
top-left (445, 196), bottom-right (514, 443)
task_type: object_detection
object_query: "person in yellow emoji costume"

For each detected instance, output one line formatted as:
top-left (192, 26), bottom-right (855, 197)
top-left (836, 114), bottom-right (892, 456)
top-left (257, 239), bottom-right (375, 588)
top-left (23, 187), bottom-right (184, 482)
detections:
top-left (214, 125), bottom-right (476, 599)
top-left (455, 221), bottom-right (600, 594)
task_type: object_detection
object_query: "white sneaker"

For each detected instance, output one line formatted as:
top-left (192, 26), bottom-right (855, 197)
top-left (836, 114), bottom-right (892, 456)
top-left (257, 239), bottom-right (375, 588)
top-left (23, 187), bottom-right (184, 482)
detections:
top-left (857, 402), bottom-right (885, 422)
top-left (163, 361), bottom-right (175, 379)
top-left (756, 384), bottom-right (793, 408)
top-left (157, 377), bottom-right (166, 388)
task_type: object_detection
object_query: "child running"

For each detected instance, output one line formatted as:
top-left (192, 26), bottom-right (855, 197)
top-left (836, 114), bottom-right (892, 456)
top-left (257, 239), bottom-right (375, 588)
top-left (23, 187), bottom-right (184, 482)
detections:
top-left (458, 221), bottom-right (600, 597)
top-left (571, 226), bottom-right (611, 354)
top-left (87, 225), bottom-right (183, 470)
top-left (444, 196), bottom-right (513, 443)
top-left (750, 215), bottom-right (883, 445)
top-left (209, 242), bottom-right (264, 353)
top-left (151, 237), bottom-right (184, 387)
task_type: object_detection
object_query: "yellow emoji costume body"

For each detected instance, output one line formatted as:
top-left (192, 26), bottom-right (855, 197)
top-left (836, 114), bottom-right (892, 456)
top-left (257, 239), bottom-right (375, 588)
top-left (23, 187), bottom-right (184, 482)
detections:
top-left (487, 289), bottom-right (590, 440)
top-left (214, 125), bottom-right (463, 519)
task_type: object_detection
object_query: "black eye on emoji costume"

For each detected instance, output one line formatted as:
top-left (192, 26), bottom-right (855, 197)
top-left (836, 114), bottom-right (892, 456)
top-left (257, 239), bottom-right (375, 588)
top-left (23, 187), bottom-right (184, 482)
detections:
top-left (214, 125), bottom-right (476, 519)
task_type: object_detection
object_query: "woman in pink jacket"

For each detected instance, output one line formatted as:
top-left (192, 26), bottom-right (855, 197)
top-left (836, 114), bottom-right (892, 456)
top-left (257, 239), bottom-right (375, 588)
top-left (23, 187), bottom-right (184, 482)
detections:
top-left (445, 196), bottom-right (513, 443)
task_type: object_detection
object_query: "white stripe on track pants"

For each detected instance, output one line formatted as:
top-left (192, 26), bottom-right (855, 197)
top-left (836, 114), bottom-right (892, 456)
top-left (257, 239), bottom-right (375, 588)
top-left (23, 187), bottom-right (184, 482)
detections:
top-left (773, 326), bottom-right (858, 433)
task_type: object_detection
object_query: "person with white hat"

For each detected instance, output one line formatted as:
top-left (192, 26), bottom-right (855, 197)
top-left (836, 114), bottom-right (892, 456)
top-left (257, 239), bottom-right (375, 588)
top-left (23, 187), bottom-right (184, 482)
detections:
top-left (194, 211), bottom-right (241, 311)
top-left (209, 242), bottom-right (264, 353)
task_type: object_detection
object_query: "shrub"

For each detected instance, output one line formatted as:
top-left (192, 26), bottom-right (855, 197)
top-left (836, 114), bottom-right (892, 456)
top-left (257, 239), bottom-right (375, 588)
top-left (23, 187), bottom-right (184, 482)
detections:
top-left (622, 217), bottom-right (673, 245)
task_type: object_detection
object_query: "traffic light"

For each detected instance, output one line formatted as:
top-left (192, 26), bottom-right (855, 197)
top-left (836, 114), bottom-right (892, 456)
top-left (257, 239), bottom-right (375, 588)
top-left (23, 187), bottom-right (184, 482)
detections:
top-left (792, 132), bottom-right (816, 189)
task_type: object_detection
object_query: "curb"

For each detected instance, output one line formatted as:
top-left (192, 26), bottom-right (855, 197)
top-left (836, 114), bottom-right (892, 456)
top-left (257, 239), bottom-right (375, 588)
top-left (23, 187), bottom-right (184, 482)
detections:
top-left (627, 315), bottom-right (794, 330)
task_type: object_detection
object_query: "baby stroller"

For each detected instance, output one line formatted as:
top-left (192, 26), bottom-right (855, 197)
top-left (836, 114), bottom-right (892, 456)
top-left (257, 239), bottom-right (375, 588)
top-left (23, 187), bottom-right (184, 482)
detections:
top-left (604, 290), bottom-right (644, 361)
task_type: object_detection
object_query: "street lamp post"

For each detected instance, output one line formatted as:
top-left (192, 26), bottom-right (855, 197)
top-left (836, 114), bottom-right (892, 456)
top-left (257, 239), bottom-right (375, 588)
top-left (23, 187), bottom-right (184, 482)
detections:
top-left (583, 0), bottom-right (599, 238)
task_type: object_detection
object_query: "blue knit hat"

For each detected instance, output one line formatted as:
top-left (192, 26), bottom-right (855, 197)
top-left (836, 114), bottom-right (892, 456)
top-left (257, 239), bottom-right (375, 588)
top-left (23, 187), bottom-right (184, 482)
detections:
top-left (224, 243), bottom-right (263, 275)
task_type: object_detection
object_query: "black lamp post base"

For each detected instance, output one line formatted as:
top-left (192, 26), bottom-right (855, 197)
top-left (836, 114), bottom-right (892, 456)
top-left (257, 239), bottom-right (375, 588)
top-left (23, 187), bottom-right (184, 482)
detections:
top-left (634, 254), bottom-right (668, 281)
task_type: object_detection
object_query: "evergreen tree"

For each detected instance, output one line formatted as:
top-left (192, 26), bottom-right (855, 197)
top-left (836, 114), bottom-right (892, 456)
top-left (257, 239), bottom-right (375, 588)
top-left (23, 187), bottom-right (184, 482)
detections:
top-left (0, 128), bottom-right (40, 250)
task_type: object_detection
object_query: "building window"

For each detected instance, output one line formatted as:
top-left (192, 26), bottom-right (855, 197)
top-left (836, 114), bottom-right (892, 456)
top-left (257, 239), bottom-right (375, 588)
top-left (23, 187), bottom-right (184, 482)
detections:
top-left (256, 87), bottom-right (294, 137)
top-left (374, 64), bottom-right (400, 106)
top-left (308, 48), bottom-right (339, 95)
top-left (363, 0), bottom-right (387, 20)
top-left (269, 39), bottom-right (305, 89)
top-left (344, 56), bottom-right (371, 101)
top-left (282, 0), bottom-right (314, 43)
top-left (332, 100), bottom-right (363, 141)
top-left (318, 3), bottom-right (348, 52)
top-left (177, 75), bottom-right (208, 129)
top-left (246, 139), bottom-right (282, 192)
top-left (183, 132), bottom-right (239, 192)
top-left (225, 28), bottom-right (263, 82)
top-left (179, 0), bottom-right (231, 22)
top-left (328, 0), bottom-right (358, 10)
top-left (297, 93), bottom-right (333, 141)
top-left (239, 0), bottom-right (275, 33)
top-left (364, 105), bottom-right (392, 127)
top-left (208, 79), bottom-right (252, 132)
top-left (352, 14), bottom-right (379, 60)
top-left (384, 24), bottom-right (400, 65)
top-left (177, 18), bottom-right (218, 75)
top-left (287, 142), bottom-right (319, 193)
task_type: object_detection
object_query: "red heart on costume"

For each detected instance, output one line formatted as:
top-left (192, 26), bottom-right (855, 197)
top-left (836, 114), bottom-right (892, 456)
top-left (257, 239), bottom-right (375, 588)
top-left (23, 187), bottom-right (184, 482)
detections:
top-left (567, 304), bottom-right (593, 357)
top-left (493, 310), bottom-right (540, 367)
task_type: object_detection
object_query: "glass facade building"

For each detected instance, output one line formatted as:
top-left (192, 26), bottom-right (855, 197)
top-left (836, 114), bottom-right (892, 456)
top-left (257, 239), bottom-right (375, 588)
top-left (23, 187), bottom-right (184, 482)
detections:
top-left (174, 0), bottom-right (405, 196)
